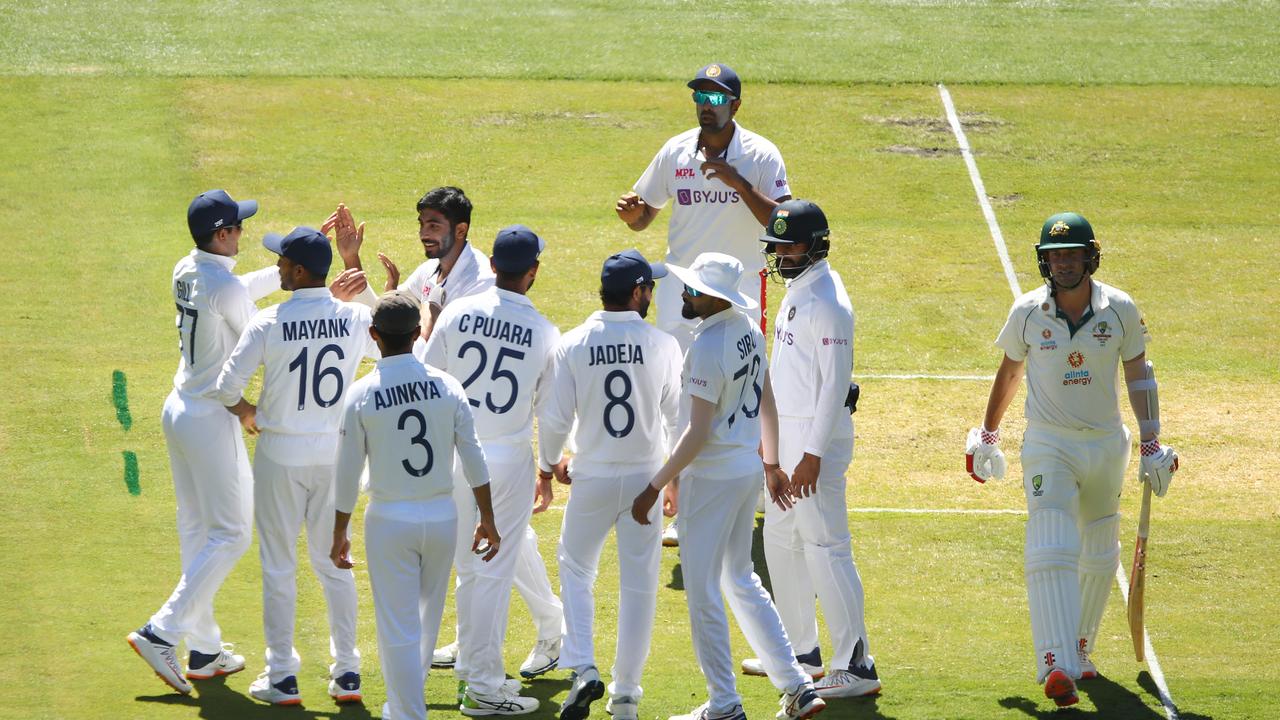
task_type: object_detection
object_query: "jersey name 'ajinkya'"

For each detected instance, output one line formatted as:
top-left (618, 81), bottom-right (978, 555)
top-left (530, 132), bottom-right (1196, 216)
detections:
top-left (373, 379), bottom-right (443, 411)
top-left (457, 313), bottom-right (533, 348)
top-left (281, 318), bottom-right (352, 342)
top-left (587, 343), bottom-right (645, 367)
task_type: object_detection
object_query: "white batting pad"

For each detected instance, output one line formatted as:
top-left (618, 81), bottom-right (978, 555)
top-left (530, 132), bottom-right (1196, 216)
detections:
top-left (1025, 508), bottom-right (1082, 681)
top-left (1077, 513), bottom-right (1121, 652)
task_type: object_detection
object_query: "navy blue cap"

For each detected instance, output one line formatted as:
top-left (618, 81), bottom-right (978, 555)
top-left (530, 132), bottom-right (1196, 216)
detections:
top-left (262, 226), bottom-right (332, 278)
top-left (601, 249), bottom-right (667, 292)
top-left (492, 225), bottom-right (545, 273)
top-left (187, 189), bottom-right (258, 239)
top-left (687, 63), bottom-right (741, 98)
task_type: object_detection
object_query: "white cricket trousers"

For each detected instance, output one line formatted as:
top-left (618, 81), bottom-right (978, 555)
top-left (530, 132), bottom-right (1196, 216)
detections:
top-left (150, 391), bottom-right (253, 653)
top-left (557, 468), bottom-right (662, 699)
top-left (679, 470), bottom-right (809, 713)
top-left (365, 497), bottom-right (456, 720)
top-left (762, 418), bottom-right (868, 670)
top-left (254, 451), bottom-right (361, 682)
top-left (455, 445), bottom-right (538, 695)
top-left (1021, 422), bottom-right (1129, 682)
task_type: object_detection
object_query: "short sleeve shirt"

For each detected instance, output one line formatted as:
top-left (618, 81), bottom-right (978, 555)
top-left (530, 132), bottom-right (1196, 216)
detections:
top-left (633, 124), bottom-right (789, 273)
top-left (683, 307), bottom-right (768, 479)
top-left (995, 281), bottom-right (1148, 431)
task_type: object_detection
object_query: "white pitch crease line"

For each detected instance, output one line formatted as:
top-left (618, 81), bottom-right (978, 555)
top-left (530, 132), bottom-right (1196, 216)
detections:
top-left (1115, 563), bottom-right (1181, 720)
top-left (938, 83), bottom-right (1022, 299)
top-left (860, 373), bottom-right (995, 381)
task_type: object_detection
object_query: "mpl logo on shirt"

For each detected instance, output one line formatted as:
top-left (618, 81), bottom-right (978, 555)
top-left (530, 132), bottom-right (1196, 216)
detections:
top-left (676, 189), bottom-right (741, 206)
top-left (675, 168), bottom-right (696, 178)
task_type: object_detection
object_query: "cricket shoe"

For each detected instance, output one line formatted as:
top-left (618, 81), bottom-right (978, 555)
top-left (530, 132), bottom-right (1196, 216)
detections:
top-left (662, 521), bottom-right (680, 547)
top-left (520, 636), bottom-right (561, 678)
top-left (249, 671), bottom-right (302, 705)
top-left (329, 671), bottom-right (362, 704)
top-left (186, 644), bottom-right (245, 680)
top-left (1043, 667), bottom-right (1079, 708)
top-left (607, 695), bottom-right (639, 720)
top-left (460, 679), bottom-right (524, 703)
top-left (778, 685), bottom-right (826, 720)
top-left (743, 647), bottom-right (825, 680)
top-left (433, 639), bottom-right (459, 668)
top-left (669, 702), bottom-right (746, 720)
top-left (560, 666), bottom-right (605, 720)
top-left (127, 624), bottom-right (192, 694)
top-left (461, 685), bottom-right (540, 715)
top-left (813, 661), bottom-right (881, 698)
top-left (1077, 639), bottom-right (1098, 679)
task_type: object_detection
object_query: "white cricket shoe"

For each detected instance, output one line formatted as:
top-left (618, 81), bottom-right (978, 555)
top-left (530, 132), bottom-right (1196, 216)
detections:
top-left (662, 521), bottom-right (679, 547)
top-left (329, 671), bottom-right (363, 704)
top-left (742, 647), bottom-right (825, 680)
top-left (813, 666), bottom-right (881, 698)
top-left (127, 624), bottom-right (192, 694)
top-left (607, 695), bottom-right (639, 720)
top-left (433, 639), bottom-right (460, 668)
top-left (1078, 639), bottom-right (1098, 679)
top-left (778, 684), bottom-right (826, 720)
top-left (520, 636), bottom-right (561, 678)
top-left (669, 702), bottom-right (746, 720)
top-left (186, 644), bottom-right (245, 680)
top-left (249, 671), bottom-right (302, 705)
top-left (559, 666), bottom-right (605, 720)
top-left (461, 685), bottom-right (540, 715)
top-left (460, 679), bottom-right (524, 702)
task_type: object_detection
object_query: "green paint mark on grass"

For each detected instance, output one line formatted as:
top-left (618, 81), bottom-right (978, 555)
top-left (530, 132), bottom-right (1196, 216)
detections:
top-left (111, 370), bottom-right (132, 431)
top-left (122, 451), bottom-right (140, 496)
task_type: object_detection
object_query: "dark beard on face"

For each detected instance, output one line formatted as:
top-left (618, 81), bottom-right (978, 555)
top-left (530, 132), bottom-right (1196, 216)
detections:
top-left (681, 297), bottom-right (698, 319)
top-left (638, 298), bottom-right (650, 319)
top-left (778, 261), bottom-right (807, 279)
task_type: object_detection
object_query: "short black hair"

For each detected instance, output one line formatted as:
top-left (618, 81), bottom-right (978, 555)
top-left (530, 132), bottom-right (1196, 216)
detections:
top-left (494, 268), bottom-right (529, 285)
top-left (193, 232), bottom-right (215, 250)
top-left (599, 284), bottom-right (636, 308)
top-left (376, 330), bottom-right (416, 352)
top-left (416, 186), bottom-right (472, 226)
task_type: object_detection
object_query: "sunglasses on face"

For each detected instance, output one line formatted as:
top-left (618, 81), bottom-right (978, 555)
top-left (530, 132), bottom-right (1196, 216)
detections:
top-left (691, 90), bottom-right (733, 107)
top-left (684, 284), bottom-right (703, 297)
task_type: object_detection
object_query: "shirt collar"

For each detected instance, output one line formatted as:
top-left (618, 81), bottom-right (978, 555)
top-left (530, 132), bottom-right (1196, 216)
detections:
top-left (494, 286), bottom-right (533, 307)
top-left (687, 123), bottom-right (745, 161)
top-left (193, 248), bottom-right (237, 271)
top-left (376, 353), bottom-right (421, 370)
top-left (1041, 279), bottom-right (1107, 313)
top-left (784, 259), bottom-right (830, 290)
top-left (436, 242), bottom-right (477, 279)
top-left (290, 287), bottom-right (333, 300)
top-left (593, 310), bottom-right (642, 322)
top-left (697, 306), bottom-right (739, 332)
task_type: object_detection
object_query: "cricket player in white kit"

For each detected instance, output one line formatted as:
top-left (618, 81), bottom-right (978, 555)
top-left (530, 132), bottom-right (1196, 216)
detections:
top-left (745, 201), bottom-right (880, 698)
top-left (341, 193), bottom-right (565, 670)
top-left (422, 225), bottom-right (558, 715)
top-left (215, 227), bottom-right (377, 705)
top-left (128, 190), bottom-right (275, 693)
top-left (616, 63), bottom-right (791, 547)
top-left (331, 291), bottom-right (502, 720)
top-left (966, 212), bottom-right (1179, 708)
top-left (631, 253), bottom-right (825, 720)
top-left (537, 250), bottom-right (682, 720)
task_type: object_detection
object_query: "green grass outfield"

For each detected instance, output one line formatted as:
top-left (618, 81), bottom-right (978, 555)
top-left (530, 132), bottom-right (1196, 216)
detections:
top-left (1, 3), bottom-right (1278, 719)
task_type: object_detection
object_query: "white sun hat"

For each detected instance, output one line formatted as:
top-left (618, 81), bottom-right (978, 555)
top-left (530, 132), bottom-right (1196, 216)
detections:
top-left (665, 252), bottom-right (758, 310)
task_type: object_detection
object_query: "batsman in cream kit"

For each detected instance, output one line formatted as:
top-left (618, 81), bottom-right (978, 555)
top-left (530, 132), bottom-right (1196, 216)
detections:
top-left (966, 212), bottom-right (1180, 708)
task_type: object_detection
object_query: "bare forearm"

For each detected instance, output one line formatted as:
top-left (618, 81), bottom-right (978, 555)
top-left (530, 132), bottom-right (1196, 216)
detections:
top-left (741, 186), bottom-right (784, 227)
top-left (983, 356), bottom-right (1024, 430)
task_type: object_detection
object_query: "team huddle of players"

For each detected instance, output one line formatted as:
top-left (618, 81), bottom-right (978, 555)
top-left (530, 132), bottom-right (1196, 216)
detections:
top-left (126, 62), bottom-right (1179, 719)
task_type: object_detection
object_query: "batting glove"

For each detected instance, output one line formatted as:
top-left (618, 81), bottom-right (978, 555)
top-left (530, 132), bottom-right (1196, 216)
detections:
top-left (965, 427), bottom-right (1006, 483)
top-left (1139, 438), bottom-right (1179, 497)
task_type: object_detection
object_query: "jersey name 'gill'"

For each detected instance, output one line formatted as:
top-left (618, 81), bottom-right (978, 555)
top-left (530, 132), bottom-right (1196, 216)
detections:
top-left (457, 313), bottom-right (533, 348)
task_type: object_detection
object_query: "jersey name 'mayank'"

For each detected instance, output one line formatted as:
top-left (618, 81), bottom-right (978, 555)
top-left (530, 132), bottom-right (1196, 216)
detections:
top-left (281, 318), bottom-right (351, 342)
top-left (458, 313), bottom-right (533, 347)
top-left (588, 343), bottom-right (644, 367)
top-left (373, 380), bottom-right (442, 411)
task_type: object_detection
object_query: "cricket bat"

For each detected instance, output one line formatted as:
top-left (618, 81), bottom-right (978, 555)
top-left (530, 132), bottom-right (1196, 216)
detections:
top-left (1128, 478), bottom-right (1152, 662)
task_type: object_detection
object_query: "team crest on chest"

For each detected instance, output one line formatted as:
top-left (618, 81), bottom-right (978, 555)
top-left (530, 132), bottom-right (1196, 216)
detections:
top-left (1091, 321), bottom-right (1112, 346)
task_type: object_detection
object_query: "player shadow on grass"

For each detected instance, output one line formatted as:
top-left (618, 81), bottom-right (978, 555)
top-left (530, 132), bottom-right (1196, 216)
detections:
top-left (999, 671), bottom-right (1212, 719)
top-left (135, 674), bottom-right (374, 720)
top-left (664, 516), bottom-right (772, 594)
top-left (817, 694), bottom-right (899, 720)
top-left (425, 675), bottom-right (572, 712)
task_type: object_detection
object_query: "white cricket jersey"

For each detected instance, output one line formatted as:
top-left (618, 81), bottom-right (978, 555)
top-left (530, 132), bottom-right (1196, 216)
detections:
top-left (683, 307), bottom-right (768, 479)
top-left (770, 261), bottom-right (855, 456)
top-left (216, 287), bottom-right (379, 466)
top-left (996, 281), bottom-right (1148, 432)
top-left (633, 123), bottom-right (789, 274)
top-left (170, 249), bottom-right (279, 408)
top-left (400, 241), bottom-right (495, 308)
top-left (537, 310), bottom-right (682, 476)
top-left (420, 287), bottom-right (559, 447)
top-left (334, 354), bottom-right (489, 514)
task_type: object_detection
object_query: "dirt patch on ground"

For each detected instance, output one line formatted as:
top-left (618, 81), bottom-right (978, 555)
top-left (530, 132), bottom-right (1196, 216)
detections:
top-left (867, 112), bottom-right (1007, 133)
top-left (988, 193), bottom-right (1023, 206)
top-left (877, 144), bottom-right (961, 158)
top-left (472, 110), bottom-right (638, 128)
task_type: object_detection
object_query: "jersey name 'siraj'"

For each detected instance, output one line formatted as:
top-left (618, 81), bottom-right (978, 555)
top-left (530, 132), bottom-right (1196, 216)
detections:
top-left (281, 318), bottom-right (351, 342)
top-left (457, 313), bottom-right (533, 348)
top-left (588, 343), bottom-right (645, 367)
top-left (372, 379), bottom-right (443, 411)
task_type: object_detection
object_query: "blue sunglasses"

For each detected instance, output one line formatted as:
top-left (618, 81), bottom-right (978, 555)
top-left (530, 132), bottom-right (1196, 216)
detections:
top-left (691, 90), bottom-right (733, 107)
top-left (684, 284), bottom-right (703, 297)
